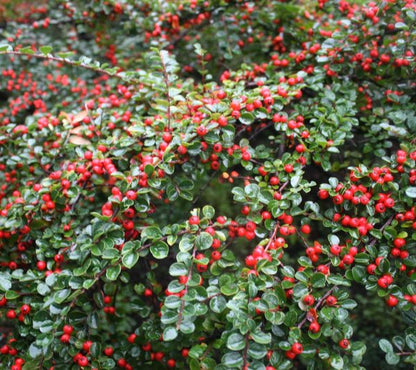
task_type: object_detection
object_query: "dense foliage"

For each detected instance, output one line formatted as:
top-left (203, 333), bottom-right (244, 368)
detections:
top-left (0, 0), bottom-right (415, 369)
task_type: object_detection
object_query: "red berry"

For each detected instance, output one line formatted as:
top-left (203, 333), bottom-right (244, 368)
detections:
top-left (339, 339), bottom-right (350, 349)
top-left (128, 333), bottom-right (137, 343)
top-left (330, 244), bottom-right (341, 256)
top-left (303, 294), bottom-right (315, 306)
top-left (104, 346), bottom-right (114, 356)
top-left (60, 334), bottom-right (71, 343)
top-left (78, 356), bottom-right (88, 367)
top-left (189, 215), bottom-right (200, 225)
top-left (326, 295), bottom-right (337, 306)
top-left (83, 341), bottom-right (93, 352)
top-left (318, 189), bottom-right (329, 199)
top-left (309, 321), bottom-right (320, 333)
top-left (291, 342), bottom-right (303, 355)
top-left (386, 295), bottom-right (398, 307)
top-left (300, 224), bottom-right (311, 234)
top-left (167, 359), bottom-right (176, 368)
top-left (63, 325), bottom-right (73, 335)
top-left (20, 304), bottom-right (31, 315)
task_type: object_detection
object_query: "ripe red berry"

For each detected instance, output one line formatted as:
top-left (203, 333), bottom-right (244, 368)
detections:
top-left (167, 359), bottom-right (176, 368)
top-left (339, 339), bottom-right (350, 349)
top-left (20, 304), bottom-right (31, 315)
top-left (300, 224), bottom-right (311, 234)
top-left (386, 295), bottom-right (398, 307)
top-left (285, 350), bottom-right (296, 359)
top-left (284, 164), bottom-right (294, 173)
top-left (303, 294), bottom-right (315, 306)
top-left (127, 333), bottom-right (137, 343)
top-left (393, 238), bottom-right (405, 248)
top-left (326, 295), bottom-right (337, 306)
top-left (211, 251), bottom-right (221, 261)
top-left (189, 215), bottom-right (200, 225)
top-left (309, 321), bottom-right (320, 333)
top-left (104, 346), bottom-right (114, 356)
top-left (82, 341), bottom-right (93, 352)
top-left (126, 190), bottom-right (137, 200)
top-left (37, 261), bottom-right (46, 271)
top-left (63, 325), bottom-right (73, 335)
top-left (330, 244), bottom-right (341, 256)
top-left (60, 334), bottom-right (71, 343)
top-left (318, 189), bottom-right (329, 199)
top-left (291, 342), bottom-right (303, 355)
top-left (154, 352), bottom-right (164, 361)
top-left (78, 356), bottom-right (88, 367)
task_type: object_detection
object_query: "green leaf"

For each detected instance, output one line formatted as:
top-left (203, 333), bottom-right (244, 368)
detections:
top-left (54, 289), bottom-right (71, 304)
top-left (179, 320), bottom-right (195, 334)
top-left (202, 205), bottom-right (215, 219)
top-left (379, 339), bottom-right (393, 353)
top-left (290, 175), bottom-right (301, 187)
top-left (163, 326), bottom-right (178, 341)
top-left (227, 333), bottom-right (245, 351)
top-left (406, 334), bottom-right (416, 350)
top-left (222, 352), bottom-right (243, 367)
top-left (327, 274), bottom-right (350, 286)
top-left (106, 264), bottom-right (121, 281)
top-left (292, 283), bottom-right (308, 298)
top-left (195, 232), bottom-right (213, 250)
top-left (352, 266), bottom-right (365, 282)
top-left (385, 352), bottom-right (400, 365)
top-left (210, 295), bottom-right (227, 313)
top-left (5, 290), bottom-right (19, 299)
top-left (122, 252), bottom-right (139, 269)
top-left (245, 183), bottom-right (260, 198)
top-left (102, 248), bottom-right (119, 259)
top-left (341, 299), bottom-right (357, 310)
top-left (37, 283), bottom-right (51, 295)
top-left (328, 234), bottom-right (340, 245)
top-left (330, 354), bottom-right (344, 369)
top-left (20, 46), bottom-right (35, 54)
top-left (239, 112), bottom-right (254, 125)
top-left (0, 44), bottom-right (12, 52)
top-left (40, 46), bottom-right (53, 55)
top-left (28, 343), bottom-right (43, 359)
top-left (311, 273), bottom-right (326, 288)
top-left (247, 342), bottom-right (268, 360)
top-left (150, 241), bottom-right (169, 259)
top-left (142, 226), bottom-right (162, 240)
top-left (405, 187), bottom-right (416, 198)
top-left (169, 262), bottom-right (188, 276)
top-left (251, 330), bottom-right (271, 344)
top-left (0, 275), bottom-right (12, 292)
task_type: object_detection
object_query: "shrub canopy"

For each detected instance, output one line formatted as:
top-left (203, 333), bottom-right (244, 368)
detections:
top-left (0, 0), bottom-right (415, 369)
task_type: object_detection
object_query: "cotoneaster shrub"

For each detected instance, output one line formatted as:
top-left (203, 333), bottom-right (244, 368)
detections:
top-left (0, 0), bottom-right (415, 369)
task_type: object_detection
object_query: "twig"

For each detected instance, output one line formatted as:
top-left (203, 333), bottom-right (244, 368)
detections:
top-left (264, 222), bottom-right (280, 252)
top-left (297, 286), bottom-right (337, 329)
top-left (159, 51), bottom-right (172, 130)
top-left (367, 214), bottom-right (394, 248)
top-left (242, 333), bottom-right (250, 369)
top-left (0, 50), bottom-right (143, 86)
top-left (176, 247), bottom-right (196, 330)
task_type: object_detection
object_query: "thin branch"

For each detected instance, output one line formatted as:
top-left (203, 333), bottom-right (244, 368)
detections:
top-left (0, 50), bottom-right (142, 86)
top-left (176, 247), bottom-right (196, 330)
top-left (295, 228), bottom-right (309, 249)
top-left (297, 286), bottom-right (337, 329)
top-left (242, 333), bottom-right (250, 369)
top-left (367, 214), bottom-right (394, 248)
top-left (264, 222), bottom-right (280, 252)
top-left (159, 51), bottom-right (172, 130)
